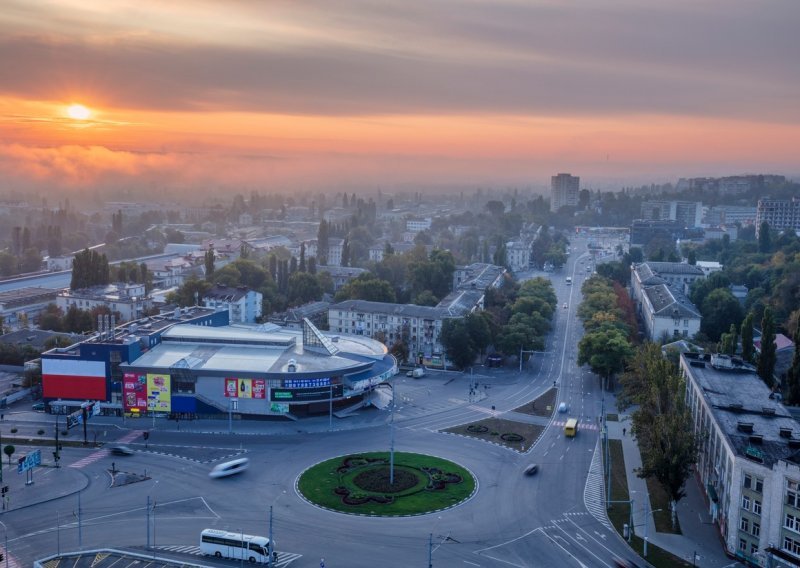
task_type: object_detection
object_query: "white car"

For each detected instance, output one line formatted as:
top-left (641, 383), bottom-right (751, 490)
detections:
top-left (209, 457), bottom-right (250, 478)
top-left (563, 303), bottom-right (568, 309)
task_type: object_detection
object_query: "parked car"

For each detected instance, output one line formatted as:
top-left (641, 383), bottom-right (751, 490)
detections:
top-left (32, 402), bottom-right (46, 412)
top-left (209, 457), bottom-right (250, 479)
top-left (406, 367), bottom-right (425, 378)
top-left (524, 464), bottom-right (539, 476)
top-left (485, 354), bottom-right (503, 368)
top-left (110, 445), bottom-right (134, 456)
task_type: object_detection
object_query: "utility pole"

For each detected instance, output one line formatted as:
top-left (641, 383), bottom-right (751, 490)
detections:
top-left (77, 491), bottom-right (82, 549)
top-left (328, 383), bottom-right (333, 432)
top-left (269, 505), bottom-right (274, 566)
top-left (146, 495), bottom-right (151, 549)
top-left (643, 498), bottom-right (649, 557)
top-left (428, 532), bottom-right (433, 568)
top-left (389, 381), bottom-right (396, 486)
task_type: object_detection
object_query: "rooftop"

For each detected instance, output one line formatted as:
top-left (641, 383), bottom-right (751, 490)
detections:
top-left (683, 353), bottom-right (800, 468)
top-left (643, 283), bottom-right (701, 318)
top-left (455, 262), bottom-right (506, 291)
top-left (203, 284), bottom-right (255, 302)
top-left (0, 286), bottom-right (59, 307)
top-left (332, 299), bottom-right (448, 320)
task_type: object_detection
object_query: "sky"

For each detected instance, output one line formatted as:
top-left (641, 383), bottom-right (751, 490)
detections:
top-left (1, 0), bottom-right (799, 196)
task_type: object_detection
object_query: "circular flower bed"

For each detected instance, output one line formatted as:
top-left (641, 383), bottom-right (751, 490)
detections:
top-left (298, 452), bottom-right (476, 516)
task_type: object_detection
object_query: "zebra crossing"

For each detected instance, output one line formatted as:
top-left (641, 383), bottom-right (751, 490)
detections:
top-left (0, 546), bottom-right (21, 568)
top-left (154, 544), bottom-right (302, 566)
top-left (69, 430), bottom-right (144, 469)
top-left (583, 439), bottom-right (612, 529)
top-left (551, 420), bottom-right (599, 432)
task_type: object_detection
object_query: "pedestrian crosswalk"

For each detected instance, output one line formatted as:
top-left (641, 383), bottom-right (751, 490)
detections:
top-left (154, 545), bottom-right (302, 566)
top-left (0, 545), bottom-right (22, 568)
top-left (69, 430), bottom-right (144, 469)
top-left (551, 420), bottom-right (599, 432)
top-left (584, 439), bottom-right (612, 529)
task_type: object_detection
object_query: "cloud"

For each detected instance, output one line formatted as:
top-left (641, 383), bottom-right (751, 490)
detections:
top-left (0, 0), bottom-right (797, 121)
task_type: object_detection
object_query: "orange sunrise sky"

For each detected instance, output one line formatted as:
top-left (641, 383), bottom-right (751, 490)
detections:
top-left (1, 0), bottom-right (799, 194)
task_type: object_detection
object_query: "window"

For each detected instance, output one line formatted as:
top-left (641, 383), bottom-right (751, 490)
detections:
top-left (740, 517), bottom-right (750, 532)
top-left (752, 522), bottom-right (760, 537)
top-left (744, 474), bottom-right (752, 489)
top-left (742, 495), bottom-right (751, 510)
top-left (788, 514), bottom-right (800, 532)
top-left (684, 319), bottom-right (689, 327)
top-left (739, 539), bottom-right (747, 551)
top-left (755, 477), bottom-right (764, 493)
top-left (751, 543), bottom-right (759, 555)
top-left (788, 484), bottom-right (800, 508)
top-left (784, 536), bottom-right (800, 556)
top-left (753, 500), bottom-right (762, 515)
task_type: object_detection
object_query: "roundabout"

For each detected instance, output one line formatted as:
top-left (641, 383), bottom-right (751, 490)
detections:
top-left (296, 451), bottom-right (477, 516)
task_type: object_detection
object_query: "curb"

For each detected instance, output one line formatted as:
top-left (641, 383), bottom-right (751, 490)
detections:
top-left (5, 468), bottom-right (90, 513)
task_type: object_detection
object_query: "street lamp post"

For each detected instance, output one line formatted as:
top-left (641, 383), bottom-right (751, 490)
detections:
top-left (0, 519), bottom-right (8, 568)
top-left (642, 500), bottom-right (663, 558)
top-left (389, 380), bottom-right (396, 486)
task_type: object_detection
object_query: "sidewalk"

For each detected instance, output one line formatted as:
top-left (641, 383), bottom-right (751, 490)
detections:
top-left (607, 414), bottom-right (739, 567)
top-left (0, 461), bottom-right (88, 512)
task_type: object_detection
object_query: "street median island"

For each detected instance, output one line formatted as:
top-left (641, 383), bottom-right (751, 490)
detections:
top-left (512, 387), bottom-right (558, 417)
top-left (443, 417), bottom-right (544, 452)
top-left (297, 452), bottom-right (476, 516)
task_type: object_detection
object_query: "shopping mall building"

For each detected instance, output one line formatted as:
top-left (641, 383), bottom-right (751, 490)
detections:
top-left (40, 307), bottom-right (397, 419)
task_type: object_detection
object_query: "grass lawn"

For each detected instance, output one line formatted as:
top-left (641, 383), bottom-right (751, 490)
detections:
top-left (443, 417), bottom-right (544, 451)
top-left (297, 452), bottom-right (476, 516)
top-left (605, 439), bottom-right (692, 567)
top-left (512, 387), bottom-right (558, 417)
top-left (646, 475), bottom-right (681, 534)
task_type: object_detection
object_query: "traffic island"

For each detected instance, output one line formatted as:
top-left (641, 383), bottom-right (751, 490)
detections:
top-left (297, 452), bottom-right (476, 516)
top-left (443, 417), bottom-right (544, 452)
top-left (108, 467), bottom-right (150, 488)
top-left (512, 387), bottom-right (558, 417)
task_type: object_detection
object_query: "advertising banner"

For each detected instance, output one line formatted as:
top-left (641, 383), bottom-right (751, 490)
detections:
top-left (270, 384), bottom-right (343, 402)
top-left (224, 378), bottom-right (238, 398)
top-left (225, 378), bottom-right (266, 399)
top-left (123, 373), bottom-right (148, 412)
top-left (146, 373), bottom-right (171, 412)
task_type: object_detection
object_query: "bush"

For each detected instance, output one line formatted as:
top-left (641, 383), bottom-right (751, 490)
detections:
top-left (37, 429), bottom-right (45, 435)
top-left (10, 428), bottom-right (17, 434)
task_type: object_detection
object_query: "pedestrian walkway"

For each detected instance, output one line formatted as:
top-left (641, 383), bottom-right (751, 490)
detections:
top-left (607, 415), bottom-right (739, 567)
top-left (154, 544), bottom-right (302, 566)
top-left (0, 546), bottom-right (22, 568)
top-left (584, 439), bottom-right (612, 529)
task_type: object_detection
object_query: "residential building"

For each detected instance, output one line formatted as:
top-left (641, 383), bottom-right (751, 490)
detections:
top-left (641, 200), bottom-right (703, 228)
top-left (550, 173), bottom-right (580, 212)
top-left (406, 218), bottom-right (432, 233)
top-left (681, 352), bottom-right (800, 567)
top-left (706, 206), bottom-right (758, 227)
top-left (630, 219), bottom-right (685, 247)
top-left (46, 255), bottom-right (75, 271)
top-left (695, 261), bottom-right (724, 277)
top-left (57, 283), bottom-right (151, 322)
top-left (506, 240), bottom-right (532, 272)
top-left (368, 244), bottom-right (385, 263)
top-left (0, 287), bottom-right (59, 328)
top-left (639, 283), bottom-right (701, 341)
top-left (202, 284), bottom-right (262, 323)
top-left (452, 263), bottom-right (507, 291)
top-left (302, 238), bottom-right (345, 267)
top-left (676, 175), bottom-right (786, 195)
top-left (756, 198), bottom-right (800, 236)
top-left (269, 300), bottom-right (330, 330)
top-left (317, 266), bottom-right (368, 291)
top-left (631, 261), bottom-right (706, 302)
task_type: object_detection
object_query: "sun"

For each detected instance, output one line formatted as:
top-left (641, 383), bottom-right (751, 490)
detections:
top-left (66, 104), bottom-right (92, 120)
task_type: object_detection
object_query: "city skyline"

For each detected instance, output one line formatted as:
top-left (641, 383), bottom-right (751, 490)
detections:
top-left (1, 0), bottom-right (799, 194)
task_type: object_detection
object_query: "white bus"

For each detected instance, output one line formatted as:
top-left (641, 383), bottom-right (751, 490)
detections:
top-left (200, 529), bottom-right (274, 563)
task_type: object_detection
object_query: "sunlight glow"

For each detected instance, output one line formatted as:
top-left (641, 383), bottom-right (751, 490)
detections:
top-left (67, 104), bottom-right (91, 120)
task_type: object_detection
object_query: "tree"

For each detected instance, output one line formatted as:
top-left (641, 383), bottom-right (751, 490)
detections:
top-left (412, 290), bottom-right (439, 306)
top-left (299, 243), bottom-right (306, 272)
top-left (341, 238), bottom-right (350, 267)
top-left (700, 288), bottom-right (743, 342)
top-left (440, 319), bottom-right (477, 370)
top-left (167, 277), bottom-right (211, 307)
top-left (204, 248), bottom-right (215, 279)
top-left (317, 220), bottom-right (330, 265)
top-left (335, 273), bottom-right (396, 303)
top-left (687, 249), bottom-right (697, 265)
top-left (719, 324), bottom-right (738, 355)
top-left (740, 312), bottom-right (755, 363)
top-left (757, 308), bottom-right (777, 388)
top-left (758, 221), bottom-right (771, 253)
top-left (70, 248), bottom-right (110, 290)
top-left (464, 312), bottom-right (492, 357)
top-left (287, 272), bottom-right (323, 305)
top-left (577, 328), bottom-right (633, 387)
top-left (38, 304), bottom-right (64, 332)
top-left (3, 444), bottom-right (14, 466)
top-left (619, 343), bottom-right (697, 530)
top-left (787, 322), bottom-right (800, 405)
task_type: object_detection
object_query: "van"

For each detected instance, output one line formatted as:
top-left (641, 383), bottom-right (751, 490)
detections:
top-left (406, 367), bottom-right (425, 379)
top-left (209, 457), bottom-right (250, 478)
top-left (558, 402), bottom-right (568, 413)
top-left (566, 277), bottom-right (572, 285)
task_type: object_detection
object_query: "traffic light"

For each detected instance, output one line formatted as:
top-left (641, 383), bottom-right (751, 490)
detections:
top-left (1, 485), bottom-right (8, 495)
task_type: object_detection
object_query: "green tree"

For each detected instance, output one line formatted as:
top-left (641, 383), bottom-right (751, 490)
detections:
top-left (786, 323), bottom-right (800, 405)
top-left (317, 220), bottom-right (330, 265)
top-left (3, 444), bottom-right (14, 466)
top-left (700, 288), bottom-right (743, 342)
top-left (335, 273), bottom-right (396, 303)
top-left (740, 312), bottom-right (755, 363)
top-left (167, 277), bottom-right (211, 307)
top-left (758, 221), bottom-right (771, 253)
top-left (70, 248), bottom-right (110, 290)
top-left (38, 304), bottom-right (64, 332)
top-left (757, 308), bottom-right (777, 388)
top-left (440, 319), bottom-right (477, 370)
top-left (464, 312), bottom-right (492, 357)
top-left (287, 272), bottom-right (323, 305)
top-left (577, 328), bottom-right (633, 387)
top-left (719, 324), bottom-right (738, 355)
top-left (619, 343), bottom-right (697, 530)
top-left (412, 290), bottom-right (439, 306)
top-left (687, 249), bottom-right (697, 265)
top-left (204, 248), bottom-right (216, 279)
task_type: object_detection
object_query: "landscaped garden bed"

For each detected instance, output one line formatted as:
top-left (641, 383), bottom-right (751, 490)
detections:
top-left (443, 417), bottom-right (544, 451)
top-left (512, 387), bottom-right (558, 417)
top-left (297, 452), bottom-right (476, 516)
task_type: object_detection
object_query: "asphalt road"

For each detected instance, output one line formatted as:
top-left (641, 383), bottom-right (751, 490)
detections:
top-left (1, 238), bottom-right (639, 568)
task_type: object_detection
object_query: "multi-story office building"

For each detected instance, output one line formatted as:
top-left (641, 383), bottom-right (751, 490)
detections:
top-left (705, 206), bottom-right (758, 227)
top-left (756, 198), bottom-right (800, 236)
top-left (550, 173), bottom-right (580, 212)
top-left (682, 352), bottom-right (800, 567)
top-left (629, 219), bottom-right (685, 247)
top-left (406, 218), bottom-right (432, 233)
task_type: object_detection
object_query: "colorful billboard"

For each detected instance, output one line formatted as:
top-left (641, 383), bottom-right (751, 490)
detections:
top-left (42, 358), bottom-right (107, 400)
top-left (224, 378), bottom-right (265, 399)
top-left (123, 373), bottom-right (148, 412)
top-left (146, 373), bottom-right (171, 412)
